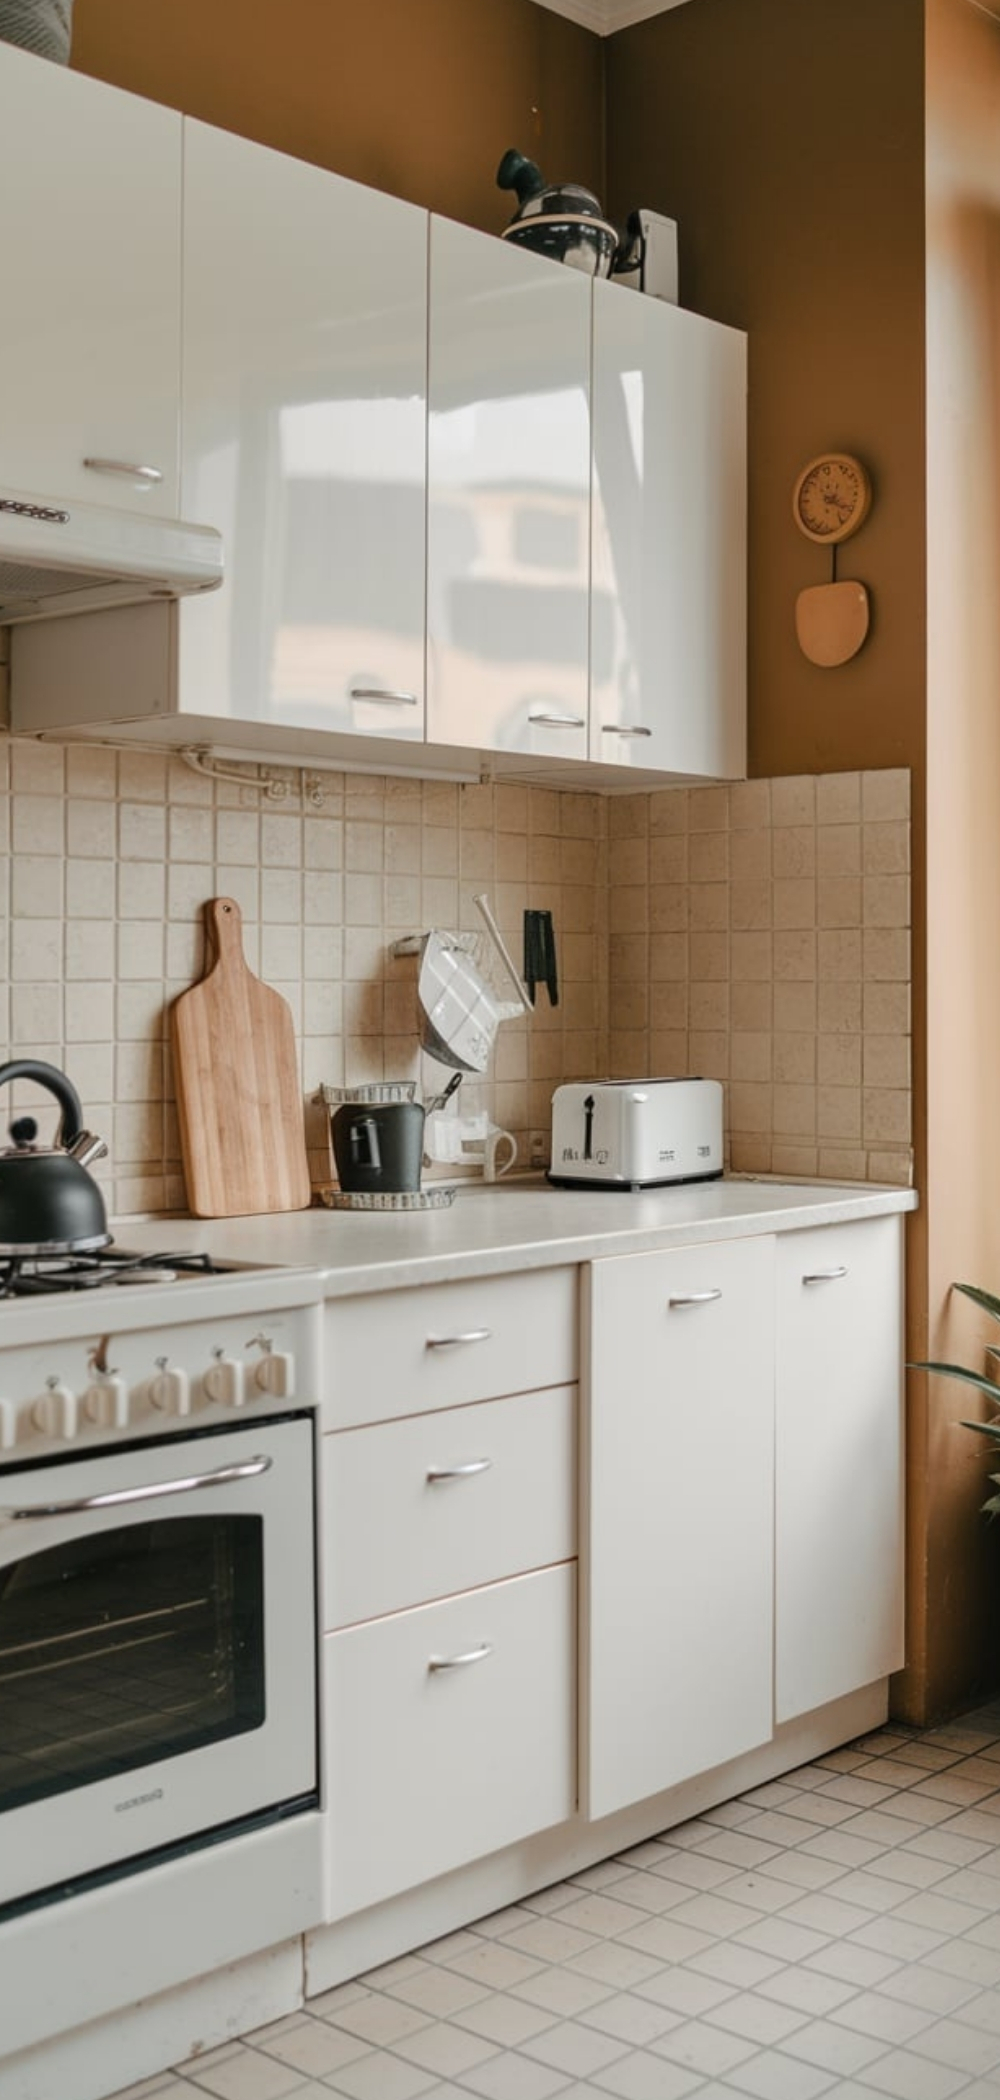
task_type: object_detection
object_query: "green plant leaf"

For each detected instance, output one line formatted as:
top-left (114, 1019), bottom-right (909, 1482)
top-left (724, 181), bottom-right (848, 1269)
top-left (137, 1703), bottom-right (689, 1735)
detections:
top-left (909, 1360), bottom-right (1000, 1406)
top-left (963, 1420), bottom-right (1000, 1443)
top-left (954, 1282), bottom-right (1000, 1325)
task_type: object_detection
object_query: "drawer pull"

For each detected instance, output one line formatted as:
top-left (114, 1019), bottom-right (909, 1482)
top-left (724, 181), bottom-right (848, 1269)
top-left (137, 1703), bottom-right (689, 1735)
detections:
top-left (668, 1289), bottom-right (722, 1309)
top-left (802, 1266), bottom-right (849, 1285)
top-left (349, 685), bottom-right (419, 706)
top-left (83, 456), bottom-right (163, 485)
top-left (426, 1458), bottom-right (493, 1483)
top-left (528, 710), bottom-right (586, 729)
top-left (428, 1642), bottom-right (494, 1673)
top-left (426, 1329), bottom-right (492, 1351)
top-left (601, 723), bottom-right (653, 738)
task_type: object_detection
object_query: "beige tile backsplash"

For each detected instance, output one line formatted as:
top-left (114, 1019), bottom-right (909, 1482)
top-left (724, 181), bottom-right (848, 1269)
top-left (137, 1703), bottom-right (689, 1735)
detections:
top-left (0, 738), bottom-right (912, 1215)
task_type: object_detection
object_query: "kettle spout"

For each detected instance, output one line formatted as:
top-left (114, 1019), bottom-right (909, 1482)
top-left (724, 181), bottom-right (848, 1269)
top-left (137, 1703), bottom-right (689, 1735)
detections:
top-left (66, 1129), bottom-right (108, 1170)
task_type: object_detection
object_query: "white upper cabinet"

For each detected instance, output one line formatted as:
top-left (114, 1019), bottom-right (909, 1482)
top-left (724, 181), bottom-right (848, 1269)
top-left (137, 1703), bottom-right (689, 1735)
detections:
top-left (179, 120), bottom-right (428, 738)
top-left (591, 283), bottom-right (746, 778)
top-left (427, 217), bottom-right (591, 762)
top-left (0, 43), bottom-right (181, 514)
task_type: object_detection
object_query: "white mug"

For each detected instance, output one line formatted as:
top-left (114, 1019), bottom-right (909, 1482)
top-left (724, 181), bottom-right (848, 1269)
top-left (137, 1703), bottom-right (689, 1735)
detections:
top-left (483, 1126), bottom-right (517, 1183)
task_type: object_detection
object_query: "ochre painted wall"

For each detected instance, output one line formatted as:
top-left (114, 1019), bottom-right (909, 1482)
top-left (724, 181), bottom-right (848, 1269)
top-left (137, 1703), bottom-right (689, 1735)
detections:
top-left (604, 0), bottom-right (926, 786)
top-left (70, 0), bottom-right (605, 237)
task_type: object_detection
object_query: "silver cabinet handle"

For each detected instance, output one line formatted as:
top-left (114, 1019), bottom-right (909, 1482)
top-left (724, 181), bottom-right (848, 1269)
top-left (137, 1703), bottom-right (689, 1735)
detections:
top-left (349, 686), bottom-right (419, 706)
top-left (428, 1642), bottom-right (494, 1673)
top-left (528, 710), bottom-right (586, 728)
top-left (803, 1266), bottom-right (849, 1284)
top-left (426, 1329), bottom-right (492, 1350)
top-left (5, 1454), bottom-right (272, 1521)
top-left (82, 457), bottom-right (163, 484)
top-left (426, 1458), bottom-right (493, 1483)
top-left (668, 1290), bottom-right (723, 1308)
top-left (601, 724), bottom-right (653, 738)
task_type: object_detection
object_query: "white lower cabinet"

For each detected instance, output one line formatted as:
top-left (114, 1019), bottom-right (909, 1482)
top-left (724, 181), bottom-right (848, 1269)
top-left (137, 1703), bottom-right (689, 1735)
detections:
top-left (324, 1564), bottom-right (576, 1917)
top-left (584, 1237), bottom-right (775, 1822)
top-left (775, 1217), bottom-right (905, 1722)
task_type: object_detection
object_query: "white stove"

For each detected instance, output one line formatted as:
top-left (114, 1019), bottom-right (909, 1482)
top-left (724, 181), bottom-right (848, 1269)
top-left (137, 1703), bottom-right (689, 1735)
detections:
top-left (0, 1248), bottom-right (327, 2065)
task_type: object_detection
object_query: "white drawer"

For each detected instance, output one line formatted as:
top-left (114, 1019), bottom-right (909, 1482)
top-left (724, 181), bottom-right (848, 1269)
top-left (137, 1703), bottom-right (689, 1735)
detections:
top-left (323, 1383), bottom-right (576, 1629)
top-left (323, 1562), bottom-right (576, 1919)
top-left (322, 1265), bottom-right (578, 1428)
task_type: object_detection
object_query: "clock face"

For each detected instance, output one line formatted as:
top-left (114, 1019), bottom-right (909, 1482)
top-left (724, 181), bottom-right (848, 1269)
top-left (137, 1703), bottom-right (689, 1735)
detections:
top-left (793, 454), bottom-right (872, 544)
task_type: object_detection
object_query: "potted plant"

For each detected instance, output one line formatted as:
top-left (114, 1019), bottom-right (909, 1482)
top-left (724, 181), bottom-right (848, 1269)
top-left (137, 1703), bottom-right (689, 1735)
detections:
top-left (0, 2), bottom-right (73, 65)
top-left (914, 1283), bottom-right (1000, 1515)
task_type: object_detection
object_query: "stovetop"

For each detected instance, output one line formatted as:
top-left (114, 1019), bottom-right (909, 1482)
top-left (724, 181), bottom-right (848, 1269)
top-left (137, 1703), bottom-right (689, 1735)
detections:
top-left (0, 1250), bottom-right (235, 1298)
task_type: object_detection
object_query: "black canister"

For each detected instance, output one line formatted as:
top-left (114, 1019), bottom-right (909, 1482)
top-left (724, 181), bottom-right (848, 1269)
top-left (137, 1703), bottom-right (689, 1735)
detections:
top-left (331, 1102), bottom-right (425, 1195)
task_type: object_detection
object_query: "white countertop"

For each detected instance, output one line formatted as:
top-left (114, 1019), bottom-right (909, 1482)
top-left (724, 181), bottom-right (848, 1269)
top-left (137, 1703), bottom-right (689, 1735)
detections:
top-left (112, 1176), bottom-right (918, 1298)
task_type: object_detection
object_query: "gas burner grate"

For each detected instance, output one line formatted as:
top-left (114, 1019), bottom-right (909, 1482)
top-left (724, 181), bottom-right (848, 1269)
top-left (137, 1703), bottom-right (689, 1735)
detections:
top-left (0, 1251), bottom-right (225, 1298)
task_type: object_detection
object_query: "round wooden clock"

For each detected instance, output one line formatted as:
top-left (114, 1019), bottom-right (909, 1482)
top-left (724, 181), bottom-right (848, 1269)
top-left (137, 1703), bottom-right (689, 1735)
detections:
top-left (792, 452), bottom-right (872, 545)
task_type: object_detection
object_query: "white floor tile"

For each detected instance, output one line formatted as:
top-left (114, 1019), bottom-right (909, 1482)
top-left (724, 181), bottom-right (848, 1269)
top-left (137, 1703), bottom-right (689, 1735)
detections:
top-left (721, 2047), bottom-right (839, 2098)
top-left (575, 1991), bottom-right (682, 2047)
top-left (152, 1709), bottom-right (1000, 2100)
top-left (392, 2020), bottom-right (502, 2079)
top-left (848, 2045), bottom-right (969, 2097)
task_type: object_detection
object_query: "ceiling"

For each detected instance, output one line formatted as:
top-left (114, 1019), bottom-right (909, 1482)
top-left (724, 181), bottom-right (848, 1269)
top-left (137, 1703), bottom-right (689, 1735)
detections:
top-left (533, 0), bottom-right (691, 31)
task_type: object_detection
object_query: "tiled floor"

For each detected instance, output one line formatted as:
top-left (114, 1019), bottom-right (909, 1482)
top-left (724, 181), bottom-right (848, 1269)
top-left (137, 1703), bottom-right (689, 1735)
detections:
top-left (111, 1706), bottom-right (1000, 2100)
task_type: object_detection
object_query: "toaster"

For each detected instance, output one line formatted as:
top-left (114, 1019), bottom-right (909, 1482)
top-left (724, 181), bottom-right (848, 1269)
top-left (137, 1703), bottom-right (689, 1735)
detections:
top-left (548, 1078), bottom-right (723, 1189)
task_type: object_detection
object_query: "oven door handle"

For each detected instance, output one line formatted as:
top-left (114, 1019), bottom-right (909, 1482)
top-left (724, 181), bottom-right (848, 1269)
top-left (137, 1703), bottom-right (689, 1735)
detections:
top-left (2, 1453), bottom-right (274, 1521)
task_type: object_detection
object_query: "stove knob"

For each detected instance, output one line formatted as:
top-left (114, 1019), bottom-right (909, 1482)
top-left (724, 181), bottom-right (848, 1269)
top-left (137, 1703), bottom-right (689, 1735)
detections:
top-left (32, 1379), bottom-right (78, 1442)
top-left (0, 1400), bottom-right (17, 1451)
top-left (148, 1362), bottom-right (191, 1417)
top-left (203, 1352), bottom-right (245, 1408)
top-left (83, 1375), bottom-right (130, 1430)
top-left (253, 1348), bottom-right (295, 1399)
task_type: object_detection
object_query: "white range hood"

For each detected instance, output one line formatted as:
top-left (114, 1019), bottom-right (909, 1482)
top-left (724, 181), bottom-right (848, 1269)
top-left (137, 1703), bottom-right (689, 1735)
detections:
top-left (0, 486), bottom-right (223, 624)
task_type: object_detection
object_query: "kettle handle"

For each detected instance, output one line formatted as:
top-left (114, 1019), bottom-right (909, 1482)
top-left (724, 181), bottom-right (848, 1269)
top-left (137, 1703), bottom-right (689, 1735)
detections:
top-left (0, 1060), bottom-right (84, 1147)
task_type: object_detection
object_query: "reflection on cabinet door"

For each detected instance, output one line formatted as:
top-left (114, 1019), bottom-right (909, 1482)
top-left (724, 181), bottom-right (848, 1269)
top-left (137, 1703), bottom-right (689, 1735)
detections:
top-left (427, 217), bottom-right (590, 760)
top-left (591, 284), bottom-right (746, 779)
top-left (180, 120), bottom-right (427, 738)
top-left (776, 1217), bottom-right (905, 1723)
top-left (585, 1237), bottom-right (773, 1822)
top-left (0, 43), bottom-right (181, 515)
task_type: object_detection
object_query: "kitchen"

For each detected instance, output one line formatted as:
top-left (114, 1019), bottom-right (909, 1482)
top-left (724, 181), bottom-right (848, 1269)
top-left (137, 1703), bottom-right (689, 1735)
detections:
top-left (0, 0), bottom-right (994, 2096)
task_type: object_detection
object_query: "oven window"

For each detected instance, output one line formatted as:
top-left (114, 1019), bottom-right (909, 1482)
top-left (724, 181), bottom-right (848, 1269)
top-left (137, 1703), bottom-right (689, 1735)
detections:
top-left (0, 1516), bottom-right (265, 1813)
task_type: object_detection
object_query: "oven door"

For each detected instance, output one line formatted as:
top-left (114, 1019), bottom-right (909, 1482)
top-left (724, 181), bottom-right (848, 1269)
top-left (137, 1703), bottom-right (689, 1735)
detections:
top-left (0, 1414), bottom-right (316, 1914)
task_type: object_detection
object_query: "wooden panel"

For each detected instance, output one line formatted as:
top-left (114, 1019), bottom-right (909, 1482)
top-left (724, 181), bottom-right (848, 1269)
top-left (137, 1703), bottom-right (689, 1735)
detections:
top-left (775, 1216), bottom-right (905, 1722)
top-left (323, 1384), bottom-right (576, 1629)
top-left (171, 896), bottom-right (310, 1218)
top-left (323, 1267), bottom-right (578, 1429)
top-left (585, 1236), bottom-right (774, 1821)
top-left (324, 1564), bottom-right (576, 1918)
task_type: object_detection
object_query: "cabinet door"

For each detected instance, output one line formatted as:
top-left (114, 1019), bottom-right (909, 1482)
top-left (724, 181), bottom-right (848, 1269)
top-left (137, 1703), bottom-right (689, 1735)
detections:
top-left (427, 217), bottom-right (590, 760)
top-left (590, 284), bottom-right (746, 779)
top-left (324, 1564), bottom-right (576, 1917)
top-left (585, 1237), bottom-right (773, 1821)
top-left (776, 1217), bottom-right (905, 1723)
top-left (0, 45), bottom-right (181, 513)
top-left (180, 120), bottom-right (427, 738)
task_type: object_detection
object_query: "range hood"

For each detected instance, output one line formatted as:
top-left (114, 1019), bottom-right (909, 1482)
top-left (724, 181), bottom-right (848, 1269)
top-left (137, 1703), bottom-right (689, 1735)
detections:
top-left (0, 488), bottom-right (223, 624)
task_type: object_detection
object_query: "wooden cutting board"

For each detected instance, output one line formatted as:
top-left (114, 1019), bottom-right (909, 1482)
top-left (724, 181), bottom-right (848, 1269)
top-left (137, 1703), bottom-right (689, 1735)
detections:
top-left (171, 896), bottom-right (311, 1218)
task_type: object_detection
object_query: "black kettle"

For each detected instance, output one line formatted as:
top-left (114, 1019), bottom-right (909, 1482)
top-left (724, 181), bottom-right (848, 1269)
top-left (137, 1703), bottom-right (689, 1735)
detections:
top-left (0, 1060), bottom-right (110, 1254)
top-left (497, 147), bottom-right (621, 278)
top-left (331, 1102), bottom-right (425, 1196)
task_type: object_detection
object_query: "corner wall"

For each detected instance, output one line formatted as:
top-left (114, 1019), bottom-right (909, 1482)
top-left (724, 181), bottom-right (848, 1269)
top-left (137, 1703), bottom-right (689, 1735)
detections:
top-left (70, 0), bottom-right (605, 236)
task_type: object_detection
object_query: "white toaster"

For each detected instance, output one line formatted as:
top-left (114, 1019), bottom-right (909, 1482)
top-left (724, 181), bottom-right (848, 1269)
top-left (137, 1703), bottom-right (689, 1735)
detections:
top-left (548, 1078), bottom-right (723, 1189)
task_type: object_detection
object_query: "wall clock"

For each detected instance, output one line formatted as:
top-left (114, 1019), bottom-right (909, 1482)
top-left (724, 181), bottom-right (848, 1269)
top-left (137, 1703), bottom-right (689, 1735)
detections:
top-left (792, 453), bottom-right (872, 545)
top-left (792, 452), bottom-right (872, 666)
